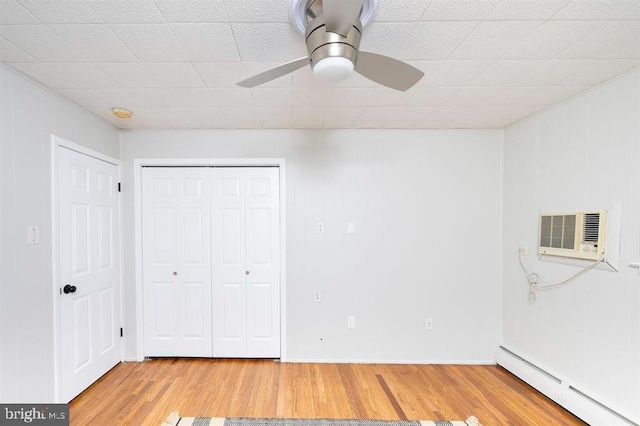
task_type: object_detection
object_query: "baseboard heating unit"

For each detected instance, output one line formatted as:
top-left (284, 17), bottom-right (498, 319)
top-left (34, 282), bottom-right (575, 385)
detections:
top-left (496, 346), bottom-right (638, 425)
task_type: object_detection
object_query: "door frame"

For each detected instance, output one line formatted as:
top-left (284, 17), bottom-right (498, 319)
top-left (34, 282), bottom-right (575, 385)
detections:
top-left (51, 135), bottom-right (124, 402)
top-left (133, 158), bottom-right (287, 362)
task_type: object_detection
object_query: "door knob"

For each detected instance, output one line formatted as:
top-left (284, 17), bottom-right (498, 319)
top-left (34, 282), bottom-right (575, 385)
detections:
top-left (245, 270), bottom-right (250, 275)
top-left (63, 284), bottom-right (77, 294)
top-left (173, 271), bottom-right (178, 276)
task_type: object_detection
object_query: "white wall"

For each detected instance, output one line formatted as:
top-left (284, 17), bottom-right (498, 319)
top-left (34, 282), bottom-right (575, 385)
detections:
top-left (502, 69), bottom-right (640, 422)
top-left (0, 65), bottom-right (119, 402)
top-left (120, 129), bottom-right (502, 363)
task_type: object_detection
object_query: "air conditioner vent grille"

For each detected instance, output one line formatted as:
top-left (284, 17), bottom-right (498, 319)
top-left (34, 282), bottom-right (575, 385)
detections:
top-left (539, 214), bottom-right (576, 250)
top-left (582, 213), bottom-right (600, 243)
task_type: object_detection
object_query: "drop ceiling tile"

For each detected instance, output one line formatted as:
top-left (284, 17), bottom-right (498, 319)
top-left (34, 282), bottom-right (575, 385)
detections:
top-left (195, 62), bottom-right (292, 88)
top-left (360, 106), bottom-right (434, 121)
top-left (213, 88), bottom-right (255, 106)
top-left (422, 0), bottom-right (501, 21)
top-left (109, 24), bottom-right (188, 62)
top-left (197, 120), bottom-right (235, 129)
top-left (46, 63), bottom-right (120, 88)
top-left (551, 0), bottom-right (638, 20)
top-left (0, 0), bottom-right (39, 24)
top-left (150, 106), bottom-right (226, 121)
top-left (223, 0), bottom-right (289, 22)
top-left (483, 85), bottom-right (587, 106)
top-left (167, 88), bottom-right (220, 106)
top-left (376, 0), bottom-right (430, 21)
top-left (226, 121), bottom-right (263, 129)
top-left (557, 59), bottom-right (640, 86)
top-left (450, 21), bottom-right (543, 59)
top-left (323, 120), bottom-right (385, 129)
top-left (487, 0), bottom-right (570, 20)
top-left (96, 62), bottom-right (160, 88)
top-left (445, 87), bottom-right (503, 105)
top-left (406, 87), bottom-right (460, 106)
top-left (136, 120), bottom-right (175, 129)
top-left (367, 86), bottom-right (418, 106)
top-left (17, 0), bottom-right (102, 23)
top-left (503, 20), bottom-right (604, 59)
top-left (293, 107), bottom-right (327, 121)
top-left (359, 23), bottom-right (415, 58)
top-left (86, 106), bottom-right (119, 122)
top-left (232, 23), bottom-right (307, 62)
top-left (292, 88), bottom-right (334, 106)
top-left (384, 121), bottom-right (446, 129)
top-left (0, 25), bottom-right (86, 62)
top-left (0, 36), bottom-right (37, 61)
top-left (170, 24), bottom-right (239, 61)
top-left (423, 60), bottom-right (494, 86)
top-left (618, 2), bottom-right (640, 18)
top-left (87, 88), bottom-right (178, 107)
top-left (558, 20), bottom-right (640, 59)
top-left (426, 106), bottom-right (477, 121)
top-left (330, 88), bottom-right (376, 106)
top-left (86, 0), bottom-right (165, 23)
top-left (608, 40), bottom-right (640, 59)
top-left (154, 0), bottom-right (228, 23)
top-left (469, 60), bottom-right (545, 86)
top-left (8, 62), bottom-right (74, 87)
top-left (251, 88), bottom-right (293, 107)
top-left (144, 63), bottom-right (205, 88)
top-left (325, 107), bottom-right (364, 121)
top-left (56, 88), bottom-right (109, 106)
top-left (262, 121), bottom-right (322, 129)
top-left (515, 59), bottom-right (596, 86)
top-left (222, 106), bottom-right (291, 121)
top-left (399, 21), bottom-right (478, 60)
top-left (49, 24), bottom-right (138, 62)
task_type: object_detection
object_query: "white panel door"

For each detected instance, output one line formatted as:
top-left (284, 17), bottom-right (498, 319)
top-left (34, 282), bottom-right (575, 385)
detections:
top-left (212, 167), bottom-right (280, 358)
top-left (142, 167), bottom-right (212, 357)
top-left (58, 147), bottom-right (121, 402)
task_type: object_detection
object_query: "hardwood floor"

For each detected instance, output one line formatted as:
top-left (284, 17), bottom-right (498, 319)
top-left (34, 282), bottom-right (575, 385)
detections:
top-left (69, 359), bottom-right (585, 426)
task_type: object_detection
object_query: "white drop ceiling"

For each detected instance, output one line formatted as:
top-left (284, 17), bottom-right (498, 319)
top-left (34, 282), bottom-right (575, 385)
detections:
top-left (1, 0), bottom-right (639, 130)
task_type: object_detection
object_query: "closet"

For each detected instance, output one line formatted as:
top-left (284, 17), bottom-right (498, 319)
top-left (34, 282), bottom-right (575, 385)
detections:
top-left (141, 166), bottom-right (280, 358)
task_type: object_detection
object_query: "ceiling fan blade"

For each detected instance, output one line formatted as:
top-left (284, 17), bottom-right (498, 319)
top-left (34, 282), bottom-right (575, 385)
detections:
top-left (324, 0), bottom-right (364, 37)
top-left (355, 51), bottom-right (425, 91)
top-left (237, 57), bottom-right (309, 88)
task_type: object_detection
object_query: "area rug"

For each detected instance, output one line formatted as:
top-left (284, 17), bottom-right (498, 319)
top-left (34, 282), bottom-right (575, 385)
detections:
top-left (161, 415), bottom-right (483, 426)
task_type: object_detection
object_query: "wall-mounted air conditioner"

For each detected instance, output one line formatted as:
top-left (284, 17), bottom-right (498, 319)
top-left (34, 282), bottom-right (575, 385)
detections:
top-left (538, 211), bottom-right (607, 261)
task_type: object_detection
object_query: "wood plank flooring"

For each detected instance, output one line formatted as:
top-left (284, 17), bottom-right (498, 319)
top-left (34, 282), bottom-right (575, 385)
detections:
top-left (69, 359), bottom-right (585, 426)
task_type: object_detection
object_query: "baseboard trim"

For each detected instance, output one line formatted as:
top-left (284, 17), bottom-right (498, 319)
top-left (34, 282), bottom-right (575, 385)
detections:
top-left (497, 346), bottom-right (638, 425)
top-left (284, 358), bottom-right (496, 365)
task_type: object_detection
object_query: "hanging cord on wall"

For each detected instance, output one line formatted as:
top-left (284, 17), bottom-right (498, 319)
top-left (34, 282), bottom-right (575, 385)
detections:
top-left (518, 252), bottom-right (604, 300)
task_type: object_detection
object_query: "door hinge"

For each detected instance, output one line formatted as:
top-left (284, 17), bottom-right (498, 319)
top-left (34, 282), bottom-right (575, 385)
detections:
top-left (118, 182), bottom-right (122, 192)
top-left (120, 327), bottom-right (123, 337)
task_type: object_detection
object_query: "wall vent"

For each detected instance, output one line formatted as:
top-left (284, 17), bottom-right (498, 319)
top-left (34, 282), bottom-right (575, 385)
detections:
top-left (538, 211), bottom-right (606, 261)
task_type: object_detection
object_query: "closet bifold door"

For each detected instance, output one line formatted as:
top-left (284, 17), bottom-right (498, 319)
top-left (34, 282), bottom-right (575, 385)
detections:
top-left (141, 167), bottom-right (213, 357)
top-left (211, 167), bottom-right (280, 358)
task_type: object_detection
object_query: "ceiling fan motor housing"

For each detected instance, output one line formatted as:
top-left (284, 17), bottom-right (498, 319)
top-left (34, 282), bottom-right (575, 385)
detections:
top-left (305, 16), bottom-right (362, 70)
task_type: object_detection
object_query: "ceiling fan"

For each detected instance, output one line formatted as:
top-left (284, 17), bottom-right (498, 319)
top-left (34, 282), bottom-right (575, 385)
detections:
top-left (237, 0), bottom-right (424, 91)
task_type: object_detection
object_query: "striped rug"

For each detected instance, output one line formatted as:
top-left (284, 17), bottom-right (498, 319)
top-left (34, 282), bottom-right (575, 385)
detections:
top-left (161, 415), bottom-right (483, 426)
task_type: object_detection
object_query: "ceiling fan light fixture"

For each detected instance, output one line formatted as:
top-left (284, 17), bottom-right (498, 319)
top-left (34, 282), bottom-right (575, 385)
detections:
top-left (312, 56), bottom-right (354, 84)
